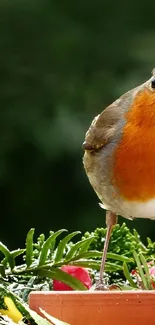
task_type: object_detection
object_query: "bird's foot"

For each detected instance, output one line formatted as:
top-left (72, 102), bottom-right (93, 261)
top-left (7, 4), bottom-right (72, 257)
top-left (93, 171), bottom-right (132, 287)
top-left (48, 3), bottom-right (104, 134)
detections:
top-left (93, 280), bottom-right (110, 291)
top-left (90, 280), bottom-right (121, 291)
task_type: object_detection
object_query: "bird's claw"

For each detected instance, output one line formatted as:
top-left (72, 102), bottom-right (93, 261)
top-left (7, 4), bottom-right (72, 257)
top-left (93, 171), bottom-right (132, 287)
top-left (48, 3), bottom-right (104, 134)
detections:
top-left (90, 281), bottom-right (121, 291)
top-left (93, 280), bottom-right (110, 291)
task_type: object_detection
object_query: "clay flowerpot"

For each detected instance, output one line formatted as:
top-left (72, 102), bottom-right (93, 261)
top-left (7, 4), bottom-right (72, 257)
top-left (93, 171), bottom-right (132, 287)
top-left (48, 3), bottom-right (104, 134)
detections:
top-left (29, 290), bottom-right (155, 325)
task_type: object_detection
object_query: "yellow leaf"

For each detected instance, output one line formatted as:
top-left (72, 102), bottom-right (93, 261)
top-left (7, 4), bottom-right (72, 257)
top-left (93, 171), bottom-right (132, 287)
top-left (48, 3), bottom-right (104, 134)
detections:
top-left (0, 297), bottom-right (23, 323)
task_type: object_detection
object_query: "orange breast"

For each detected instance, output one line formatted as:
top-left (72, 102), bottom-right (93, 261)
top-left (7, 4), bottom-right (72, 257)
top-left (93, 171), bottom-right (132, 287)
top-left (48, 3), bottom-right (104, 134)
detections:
top-left (113, 89), bottom-right (155, 201)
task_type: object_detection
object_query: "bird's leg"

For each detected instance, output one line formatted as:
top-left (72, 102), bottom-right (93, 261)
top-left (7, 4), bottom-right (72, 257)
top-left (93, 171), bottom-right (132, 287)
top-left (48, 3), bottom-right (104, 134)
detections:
top-left (95, 210), bottom-right (117, 290)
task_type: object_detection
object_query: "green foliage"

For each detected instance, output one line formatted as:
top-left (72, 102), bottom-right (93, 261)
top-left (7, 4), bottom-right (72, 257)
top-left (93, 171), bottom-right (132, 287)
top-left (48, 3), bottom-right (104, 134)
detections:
top-left (38, 229), bottom-right (67, 266)
top-left (123, 252), bottom-right (153, 290)
top-left (0, 243), bottom-right (15, 271)
top-left (1, 224), bottom-right (155, 296)
top-left (54, 231), bottom-right (81, 263)
top-left (82, 223), bottom-right (155, 285)
top-left (0, 227), bottom-right (131, 300)
top-left (83, 223), bottom-right (148, 257)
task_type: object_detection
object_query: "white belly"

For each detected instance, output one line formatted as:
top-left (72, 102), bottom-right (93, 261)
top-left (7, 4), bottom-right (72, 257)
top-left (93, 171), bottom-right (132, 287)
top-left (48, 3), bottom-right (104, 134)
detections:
top-left (121, 198), bottom-right (155, 219)
top-left (100, 197), bottom-right (155, 220)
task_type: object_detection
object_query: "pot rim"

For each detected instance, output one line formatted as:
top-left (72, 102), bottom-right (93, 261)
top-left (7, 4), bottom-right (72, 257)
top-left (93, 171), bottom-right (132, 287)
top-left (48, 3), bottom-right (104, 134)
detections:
top-left (29, 290), bottom-right (155, 296)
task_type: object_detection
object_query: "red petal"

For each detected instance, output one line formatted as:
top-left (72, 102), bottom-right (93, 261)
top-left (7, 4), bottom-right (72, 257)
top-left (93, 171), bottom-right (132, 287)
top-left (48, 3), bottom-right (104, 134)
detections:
top-left (53, 265), bottom-right (92, 291)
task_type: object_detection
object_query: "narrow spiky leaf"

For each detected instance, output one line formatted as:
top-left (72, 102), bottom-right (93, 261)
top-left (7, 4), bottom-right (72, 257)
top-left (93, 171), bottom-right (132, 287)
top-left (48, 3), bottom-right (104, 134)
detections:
top-left (67, 251), bottom-right (102, 262)
top-left (78, 236), bottom-right (95, 253)
top-left (0, 264), bottom-right (5, 277)
top-left (0, 242), bottom-right (15, 270)
top-left (54, 231), bottom-right (81, 263)
top-left (68, 260), bottom-right (122, 271)
top-left (69, 251), bottom-right (133, 263)
top-left (26, 228), bottom-right (35, 267)
top-left (123, 262), bottom-right (138, 288)
top-left (139, 253), bottom-right (152, 290)
top-left (38, 230), bottom-right (67, 266)
top-left (11, 249), bottom-right (26, 259)
top-left (65, 237), bottom-right (95, 260)
top-left (133, 229), bottom-right (147, 251)
top-left (147, 237), bottom-right (152, 245)
top-left (133, 251), bottom-right (148, 289)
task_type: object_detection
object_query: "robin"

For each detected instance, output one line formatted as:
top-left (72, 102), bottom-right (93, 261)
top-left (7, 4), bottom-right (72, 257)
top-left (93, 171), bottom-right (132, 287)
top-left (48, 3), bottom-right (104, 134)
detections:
top-left (83, 70), bottom-right (155, 290)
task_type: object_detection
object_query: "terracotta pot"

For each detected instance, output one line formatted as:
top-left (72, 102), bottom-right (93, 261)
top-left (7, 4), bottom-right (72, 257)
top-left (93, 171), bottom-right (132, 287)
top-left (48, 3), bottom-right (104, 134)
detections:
top-left (29, 291), bottom-right (155, 325)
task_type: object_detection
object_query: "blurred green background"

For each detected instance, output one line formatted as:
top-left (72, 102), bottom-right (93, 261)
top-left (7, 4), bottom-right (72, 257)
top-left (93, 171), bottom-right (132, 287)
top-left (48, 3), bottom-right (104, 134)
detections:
top-left (1, 0), bottom-right (155, 249)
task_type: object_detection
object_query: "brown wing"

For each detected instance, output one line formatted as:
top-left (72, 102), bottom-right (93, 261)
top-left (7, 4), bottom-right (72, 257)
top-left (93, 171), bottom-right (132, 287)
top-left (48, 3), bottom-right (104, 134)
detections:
top-left (82, 85), bottom-right (136, 152)
top-left (82, 100), bottom-right (124, 152)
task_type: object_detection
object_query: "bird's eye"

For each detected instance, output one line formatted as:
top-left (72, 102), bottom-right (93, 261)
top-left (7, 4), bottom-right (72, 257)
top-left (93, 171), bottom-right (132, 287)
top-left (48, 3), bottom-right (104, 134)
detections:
top-left (151, 78), bottom-right (155, 89)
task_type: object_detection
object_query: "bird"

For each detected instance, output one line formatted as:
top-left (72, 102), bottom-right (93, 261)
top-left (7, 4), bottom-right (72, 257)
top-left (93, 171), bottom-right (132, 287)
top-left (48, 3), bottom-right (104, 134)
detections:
top-left (82, 69), bottom-right (155, 290)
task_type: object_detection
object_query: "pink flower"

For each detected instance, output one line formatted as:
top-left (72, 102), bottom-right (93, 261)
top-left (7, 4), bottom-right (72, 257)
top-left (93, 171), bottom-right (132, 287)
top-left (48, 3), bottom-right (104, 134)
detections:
top-left (131, 262), bottom-right (155, 289)
top-left (149, 266), bottom-right (155, 277)
top-left (149, 266), bottom-right (155, 288)
top-left (53, 265), bottom-right (92, 291)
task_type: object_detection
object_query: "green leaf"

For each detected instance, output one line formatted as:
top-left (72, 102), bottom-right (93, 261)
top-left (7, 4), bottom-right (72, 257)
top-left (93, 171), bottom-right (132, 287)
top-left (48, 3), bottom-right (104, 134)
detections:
top-left (133, 251), bottom-right (148, 289)
top-left (1, 249), bottom-right (25, 270)
top-left (107, 252), bottom-right (134, 263)
top-left (123, 262), bottom-right (138, 288)
top-left (139, 253), bottom-right (152, 290)
top-left (25, 308), bottom-right (52, 325)
top-left (78, 236), bottom-right (95, 253)
top-left (68, 250), bottom-right (102, 261)
top-left (37, 268), bottom-right (87, 290)
top-left (22, 276), bottom-right (36, 302)
top-left (68, 260), bottom-right (122, 271)
top-left (69, 251), bottom-right (133, 263)
top-left (40, 308), bottom-right (71, 325)
top-left (0, 264), bottom-right (5, 277)
top-left (133, 229), bottom-right (140, 241)
top-left (26, 228), bottom-right (35, 267)
top-left (65, 237), bottom-right (95, 260)
top-left (15, 300), bottom-right (70, 325)
top-left (68, 259), bottom-right (101, 269)
top-left (54, 231), bottom-right (81, 263)
top-left (38, 230), bottom-right (67, 266)
top-left (105, 262), bottom-right (123, 272)
top-left (11, 249), bottom-right (26, 259)
top-left (147, 237), bottom-right (153, 245)
top-left (133, 229), bottom-right (147, 251)
top-left (0, 242), bottom-right (15, 270)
